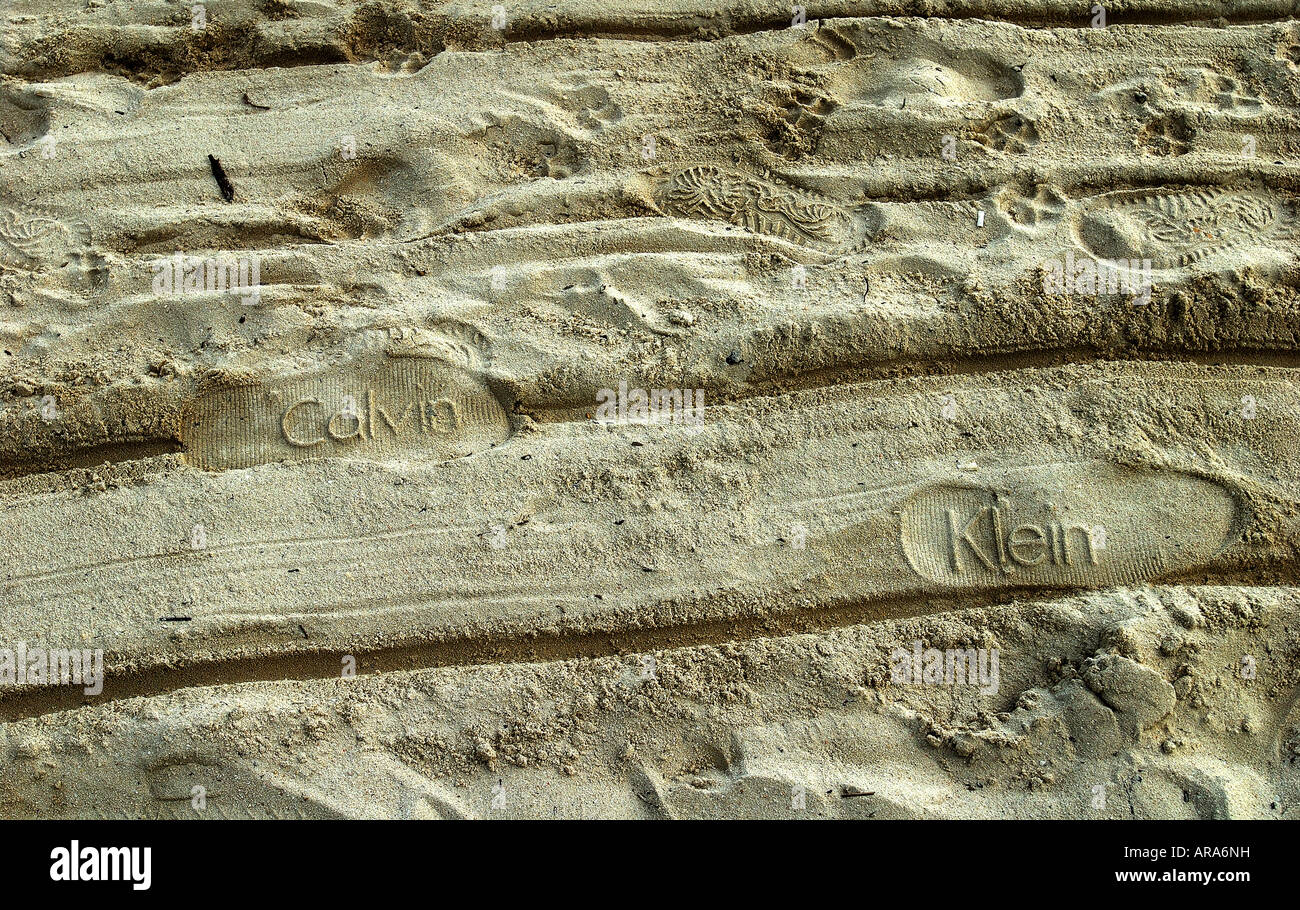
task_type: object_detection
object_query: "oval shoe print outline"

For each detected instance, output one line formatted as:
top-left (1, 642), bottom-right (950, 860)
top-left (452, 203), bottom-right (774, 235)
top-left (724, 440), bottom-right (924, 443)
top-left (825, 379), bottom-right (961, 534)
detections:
top-left (1074, 187), bottom-right (1296, 271)
top-left (900, 461), bottom-right (1242, 589)
top-left (182, 353), bottom-right (511, 470)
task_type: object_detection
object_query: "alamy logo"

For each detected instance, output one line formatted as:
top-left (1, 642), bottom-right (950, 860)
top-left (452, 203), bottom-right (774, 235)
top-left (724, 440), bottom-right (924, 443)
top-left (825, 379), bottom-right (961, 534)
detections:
top-left (1042, 251), bottom-right (1152, 304)
top-left (50, 841), bottom-right (151, 890)
top-left (151, 252), bottom-right (261, 304)
top-left (0, 642), bottom-right (103, 695)
top-left (891, 640), bottom-right (999, 695)
top-left (594, 379), bottom-right (705, 426)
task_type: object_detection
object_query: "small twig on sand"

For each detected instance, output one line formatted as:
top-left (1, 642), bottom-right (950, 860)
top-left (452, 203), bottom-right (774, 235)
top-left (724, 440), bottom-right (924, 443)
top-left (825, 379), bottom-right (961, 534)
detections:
top-left (208, 154), bottom-right (235, 202)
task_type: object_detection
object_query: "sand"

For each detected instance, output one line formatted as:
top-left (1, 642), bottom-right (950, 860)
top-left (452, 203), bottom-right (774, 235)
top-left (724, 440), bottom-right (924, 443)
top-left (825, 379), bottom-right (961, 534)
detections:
top-left (1, 0), bottom-right (1299, 818)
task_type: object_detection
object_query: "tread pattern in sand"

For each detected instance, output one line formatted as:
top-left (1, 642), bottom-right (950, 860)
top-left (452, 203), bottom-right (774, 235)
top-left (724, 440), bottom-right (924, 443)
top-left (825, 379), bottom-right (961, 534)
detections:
top-left (182, 355), bottom-right (511, 470)
top-left (1075, 188), bottom-right (1296, 269)
top-left (655, 165), bottom-right (852, 248)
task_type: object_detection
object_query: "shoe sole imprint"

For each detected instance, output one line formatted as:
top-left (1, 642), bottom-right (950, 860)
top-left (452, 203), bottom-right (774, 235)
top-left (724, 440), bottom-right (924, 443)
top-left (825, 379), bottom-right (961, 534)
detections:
top-left (1074, 188), bottom-right (1296, 270)
top-left (181, 353), bottom-right (511, 470)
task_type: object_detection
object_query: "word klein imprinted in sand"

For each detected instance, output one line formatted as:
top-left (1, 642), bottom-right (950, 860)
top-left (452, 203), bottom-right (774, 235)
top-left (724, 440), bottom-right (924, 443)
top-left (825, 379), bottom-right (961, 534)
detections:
top-left (900, 462), bottom-right (1240, 589)
top-left (182, 356), bottom-right (511, 470)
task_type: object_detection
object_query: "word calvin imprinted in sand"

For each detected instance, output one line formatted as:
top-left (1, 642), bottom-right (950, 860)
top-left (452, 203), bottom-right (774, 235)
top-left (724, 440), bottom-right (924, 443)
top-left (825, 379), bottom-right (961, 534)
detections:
top-left (182, 355), bottom-right (511, 470)
top-left (594, 379), bottom-right (705, 426)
